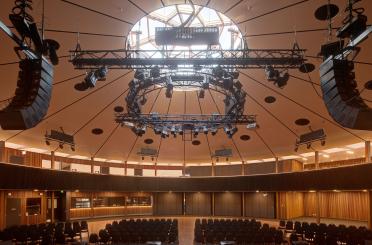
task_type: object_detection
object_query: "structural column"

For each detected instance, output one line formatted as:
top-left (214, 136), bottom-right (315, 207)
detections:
top-left (0, 141), bottom-right (5, 163)
top-left (242, 192), bottom-right (245, 217)
top-left (314, 151), bottom-right (320, 169)
top-left (275, 157), bottom-right (279, 173)
top-left (314, 151), bottom-right (321, 224)
top-left (51, 192), bottom-right (55, 223)
top-left (368, 191), bottom-right (372, 229)
top-left (154, 162), bottom-right (157, 177)
top-left (211, 162), bottom-right (215, 176)
top-left (211, 192), bottom-right (215, 216)
top-left (51, 151), bottom-right (55, 169)
top-left (241, 161), bottom-right (245, 175)
top-left (365, 141), bottom-right (371, 163)
top-left (90, 157), bottom-right (94, 174)
top-left (124, 161), bottom-right (127, 176)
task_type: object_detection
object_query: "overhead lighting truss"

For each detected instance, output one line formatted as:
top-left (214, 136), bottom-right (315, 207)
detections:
top-left (115, 67), bottom-right (257, 138)
top-left (70, 48), bottom-right (306, 70)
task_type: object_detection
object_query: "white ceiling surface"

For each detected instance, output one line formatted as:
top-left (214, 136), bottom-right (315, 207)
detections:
top-left (0, 0), bottom-right (371, 165)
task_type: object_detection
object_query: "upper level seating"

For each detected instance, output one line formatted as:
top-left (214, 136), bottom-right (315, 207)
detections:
top-left (90, 218), bottom-right (178, 244)
top-left (194, 218), bottom-right (285, 244)
top-left (0, 220), bottom-right (88, 244)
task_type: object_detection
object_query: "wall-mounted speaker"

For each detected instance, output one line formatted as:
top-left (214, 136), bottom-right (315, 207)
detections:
top-left (0, 58), bottom-right (53, 130)
top-left (320, 57), bottom-right (372, 130)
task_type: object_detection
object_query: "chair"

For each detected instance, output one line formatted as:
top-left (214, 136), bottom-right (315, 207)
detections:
top-left (89, 233), bottom-right (99, 244)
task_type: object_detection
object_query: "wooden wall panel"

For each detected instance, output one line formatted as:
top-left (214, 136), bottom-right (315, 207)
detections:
top-left (277, 192), bottom-right (304, 219)
top-left (304, 192), bottom-right (369, 221)
top-left (214, 192), bottom-right (242, 217)
top-left (153, 192), bottom-right (183, 216)
top-left (244, 192), bottom-right (275, 219)
top-left (2, 191), bottom-right (47, 227)
top-left (0, 191), bottom-right (5, 230)
top-left (70, 208), bottom-right (92, 219)
top-left (304, 158), bottom-right (365, 170)
top-left (185, 192), bottom-right (212, 216)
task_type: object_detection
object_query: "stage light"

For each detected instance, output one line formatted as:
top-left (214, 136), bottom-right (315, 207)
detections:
top-left (142, 156), bottom-right (145, 160)
top-left (154, 126), bottom-right (162, 135)
top-left (198, 89), bottom-right (205, 99)
top-left (165, 84), bottom-right (173, 98)
top-left (150, 66), bottom-right (160, 78)
top-left (265, 66), bottom-right (279, 81)
top-left (84, 71), bottom-right (98, 88)
top-left (71, 145), bottom-right (75, 151)
top-left (202, 126), bottom-right (209, 134)
top-left (59, 143), bottom-right (64, 149)
top-left (223, 78), bottom-right (233, 90)
top-left (306, 143), bottom-right (311, 149)
top-left (161, 126), bottom-right (169, 138)
top-left (274, 72), bottom-right (289, 89)
top-left (134, 69), bottom-right (145, 80)
top-left (44, 39), bottom-right (60, 65)
top-left (193, 127), bottom-right (200, 137)
top-left (95, 66), bottom-right (109, 81)
top-left (321, 140), bottom-right (326, 146)
top-left (45, 139), bottom-right (50, 146)
top-left (170, 126), bottom-right (177, 137)
top-left (212, 66), bottom-right (225, 78)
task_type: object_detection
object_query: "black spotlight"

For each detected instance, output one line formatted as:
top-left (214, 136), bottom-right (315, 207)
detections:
top-left (212, 66), bottom-right (225, 78)
top-left (265, 66), bottom-right (279, 81)
top-left (198, 89), bottom-right (205, 99)
top-left (84, 71), bottom-right (98, 88)
top-left (321, 140), bottom-right (326, 146)
top-left (44, 39), bottom-right (60, 65)
top-left (134, 69), bottom-right (145, 80)
top-left (59, 143), bottom-right (64, 149)
top-left (45, 140), bottom-right (50, 146)
top-left (306, 143), bottom-right (311, 149)
top-left (142, 156), bottom-right (145, 160)
top-left (71, 145), bottom-right (75, 152)
top-left (150, 66), bottom-right (160, 78)
top-left (95, 66), bottom-right (109, 81)
top-left (165, 84), bottom-right (173, 98)
top-left (275, 72), bottom-right (289, 89)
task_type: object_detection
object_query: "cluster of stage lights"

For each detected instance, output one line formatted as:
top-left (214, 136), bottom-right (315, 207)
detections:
top-left (120, 65), bottom-right (255, 139)
top-left (74, 66), bottom-right (109, 91)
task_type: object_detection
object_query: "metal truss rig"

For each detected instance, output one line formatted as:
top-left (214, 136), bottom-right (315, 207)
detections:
top-left (115, 114), bottom-right (257, 128)
top-left (69, 48), bottom-right (306, 70)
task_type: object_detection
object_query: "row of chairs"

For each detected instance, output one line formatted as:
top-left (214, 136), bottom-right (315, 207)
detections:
top-left (280, 220), bottom-right (372, 245)
top-left (89, 218), bottom-right (178, 244)
top-left (195, 218), bottom-right (287, 244)
top-left (0, 220), bottom-right (88, 244)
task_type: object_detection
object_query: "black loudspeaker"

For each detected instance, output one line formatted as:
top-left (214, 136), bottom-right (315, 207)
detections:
top-left (0, 58), bottom-right (53, 130)
top-left (320, 57), bottom-right (372, 130)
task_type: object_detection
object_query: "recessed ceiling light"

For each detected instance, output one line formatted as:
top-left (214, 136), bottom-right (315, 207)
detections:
top-left (299, 63), bottom-right (315, 73)
top-left (144, 138), bottom-right (154, 144)
top-left (295, 118), bottom-right (310, 126)
top-left (264, 96), bottom-right (276, 104)
top-left (92, 128), bottom-right (104, 135)
top-left (192, 140), bottom-right (201, 146)
top-left (364, 80), bottom-right (372, 90)
top-left (240, 135), bottom-right (250, 141)
top-left (114, 106), bottom-right (124, 113)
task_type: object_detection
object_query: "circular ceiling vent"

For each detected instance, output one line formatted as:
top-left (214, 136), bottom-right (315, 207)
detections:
top-left (295, 118), bottom-right (310, 126)
top-left (314, 4), bottom-right (339, 20)
top-left (144, 138), bottom-right (154, 144)
top-left (240, 135), bottom-right (251, 141)
top-left (114, 106), bottom-right (124, 113)
top-left (364, 80), bottom-right (372, 90)
top-left (91, 128), bottom-right (104, 135)
top-left (192, 140), bottom-right (201, 146)
top-left (299, 63), bottom-right (315, 73)
top-left (264, 96), bottom-right (276, 104)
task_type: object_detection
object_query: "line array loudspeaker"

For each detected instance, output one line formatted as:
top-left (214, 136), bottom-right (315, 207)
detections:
top-left (320, 57), bottom-right (372, 130)
top-left (0, 58), bottom-right (53, 130)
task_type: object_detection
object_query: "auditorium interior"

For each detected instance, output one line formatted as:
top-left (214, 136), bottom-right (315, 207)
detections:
top-left (0, 0), bottom-right (372, 244)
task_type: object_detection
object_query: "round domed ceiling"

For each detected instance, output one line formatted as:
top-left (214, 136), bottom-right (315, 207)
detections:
top-left (0, 0), bottom-right (371, 164)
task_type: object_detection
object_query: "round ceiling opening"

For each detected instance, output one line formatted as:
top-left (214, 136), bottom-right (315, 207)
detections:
top-left (295, 118), bottom-right (310, 126)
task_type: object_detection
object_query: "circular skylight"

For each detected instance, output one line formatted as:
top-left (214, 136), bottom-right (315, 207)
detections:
top-left (128, 4), bottom-right (245, 57)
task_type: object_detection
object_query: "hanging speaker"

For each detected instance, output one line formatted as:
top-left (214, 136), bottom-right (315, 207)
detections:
top-left (0, 58), bottom-right (53, 130)
top-left (320, 57), bottom-right (372, 130)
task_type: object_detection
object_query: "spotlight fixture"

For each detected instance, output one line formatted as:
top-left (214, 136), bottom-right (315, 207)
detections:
top-left (45, 139), bottom-right (50, 146)
top-left (265, 66), bottom-right (289, 88)
top-left (71, 145), bottom-right (75, 152)
top-left (161, 126), bottom-right (169, 138)
top-left (59, 143), bottom-right (64, 149)
top-left (165, 83), bottom-right (173, 98)
top-left (84, 71), bottom-right (98, 88)
top-left (211, 127), bottom-right (218, 136)
top-left (134, 69), bottom-right (145, 80)
top-left (95, 66), bottom-right (109, 81)
top-left (202, 126), bottom-right (209, 134)
top-left (321, 140), bottom-right (326, 146)
top-left (306, 143), bottom-right (311, 149)
top-left (150, 66), bottom-right (160, 78)
top-left (198, 89), bottom-right (205, 99)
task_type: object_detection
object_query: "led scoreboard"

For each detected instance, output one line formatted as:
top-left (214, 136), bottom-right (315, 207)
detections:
top-left (155, 27), bottom-right (219, 46)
